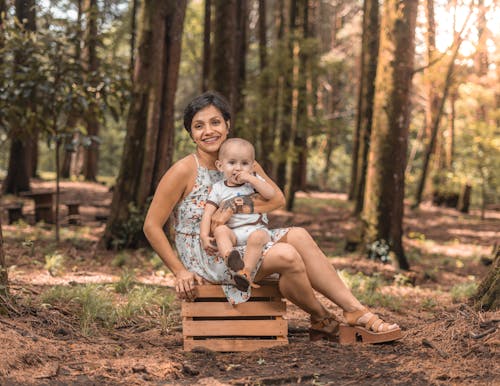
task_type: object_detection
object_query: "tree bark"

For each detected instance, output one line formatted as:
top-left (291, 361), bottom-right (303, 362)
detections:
top-left (82, 0), bottom-right (100, 182)
top-left (102, 0), bottom-right (187, 249)
top-left (2, 0), bottom-right (36, 195)
top-left (361, 0), bottom-right (418, 270)
top-left (0, 216), bottom-right (7, 299)
top-left (351, 0), bottom-right (379, 214)
top-left (202, 0), bottom-right (211, 92)
top-left (130, 0), bottom-right (138, 78)
top-left (473, 246), bottom-right (499, 311)
top-left (212, 0), bottom-right (238, 121)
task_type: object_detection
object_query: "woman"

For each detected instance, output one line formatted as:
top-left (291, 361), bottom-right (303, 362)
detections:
top-left (143, 91), bottom-right (401, 343)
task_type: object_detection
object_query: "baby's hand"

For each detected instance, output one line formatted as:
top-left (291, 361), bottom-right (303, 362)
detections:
top-left (201, 235), bottom-right (217, 255)
top-left (234, 171), bottom-right (253, 184)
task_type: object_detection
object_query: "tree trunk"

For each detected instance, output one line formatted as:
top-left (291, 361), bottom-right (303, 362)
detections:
top-left (82, 0), bottom-right (100, 182)
top-left (413, 5), bottom-right (470, 207)
top-left (202, 0), bottom-right (211, 92)
top-left (0, 216), bottom-right (8, 300)
top-left (61, 1), bottom-right (83, 179)
top-left (212, 0), bottom-right (238, 123)
top-left (130, 0), bottom-right (138, 78)
top-left (473, 246), bottom-right (499, 311)
top-left (286, 0), bottom-right (313, 209)
top-left (2, 0), bottom-right (36, 195)
top-left (232, 0), bottom-right (247, 123)
top-left (351, 0), bottom-right (379, 214)
top-left (361, 0), bottom-right (418, 270)
top-left (102, 0), bottom-right (187, 249)
top-left (257, 0), bottom-right (274, 173)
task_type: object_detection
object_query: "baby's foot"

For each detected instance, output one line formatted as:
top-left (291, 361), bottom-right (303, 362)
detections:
top-left (226, 249), bottom-right (244, 272)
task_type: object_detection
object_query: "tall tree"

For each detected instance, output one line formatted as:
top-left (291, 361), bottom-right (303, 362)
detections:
top-left (413, 5), bottom-right (471, 207)
top-left (82, 0), bottom-right (100, 181)
top-left (361, 0), bottom-right (418, 270)
top-left (211, 0), bottom-right (247, 131)
top-left (350, 0), bottom-right (379, 215)
top-left (102, 0), bottom-right (187, 249)
top-left (2, 0), bottom-right (36, 195)
top-left (202, 0), bottom-right (211, 92)
top-left (0, 215), bottom-right (7, 301)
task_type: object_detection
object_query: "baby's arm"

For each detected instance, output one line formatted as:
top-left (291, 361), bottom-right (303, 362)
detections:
top-left (200, 203), bottom-right (218, 254)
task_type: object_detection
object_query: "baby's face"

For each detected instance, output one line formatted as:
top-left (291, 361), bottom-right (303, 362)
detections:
top-left (216, 144), bottom-right (254, 184)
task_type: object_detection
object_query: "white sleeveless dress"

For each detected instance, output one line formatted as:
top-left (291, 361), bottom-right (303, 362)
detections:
top-left (173, 154), bottom-right (289, 304)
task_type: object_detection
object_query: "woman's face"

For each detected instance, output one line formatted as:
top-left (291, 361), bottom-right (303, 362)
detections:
top-left (190, 105), bottom-right (229, 154)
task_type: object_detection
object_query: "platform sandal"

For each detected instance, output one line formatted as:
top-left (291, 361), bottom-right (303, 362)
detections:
top-left (339, 307), bottom-right (403, 344)
top-left (226, 249), bottom-right (244, 272)
top-left (233, 268), bottom-right (260, 292)
top-left (309, 314), bottom-right (341, 342)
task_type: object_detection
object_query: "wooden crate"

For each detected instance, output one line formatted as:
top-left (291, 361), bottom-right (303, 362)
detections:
top-left (182, 282), bottom-right (288, 352)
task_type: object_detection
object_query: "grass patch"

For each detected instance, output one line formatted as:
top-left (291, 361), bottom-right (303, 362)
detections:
top-left (339, 270), bottom-right (402, 311)
top-left (450, 282), bottom-right (478, 303)
top-left (41, 283), bottom-right (177, 335)
top-left (114, 269), bottom-right (136, 294)
top-left (42, 284), bottom-right (116, 335)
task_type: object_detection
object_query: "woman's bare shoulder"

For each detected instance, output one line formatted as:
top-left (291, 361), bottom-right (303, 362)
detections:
top-left (165, 154), bottom-right (197, 178)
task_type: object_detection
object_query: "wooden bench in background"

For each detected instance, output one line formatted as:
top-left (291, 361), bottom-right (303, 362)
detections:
top-left (4, 202), bottom-right (24, 224)
top-left (182, 281), bottom-right (288, 352)
top-left (63, 201), bottom-right (81, 225)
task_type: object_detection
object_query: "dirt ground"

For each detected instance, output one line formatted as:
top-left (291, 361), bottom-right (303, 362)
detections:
top-left (0, 181), bottom-right (499, 385)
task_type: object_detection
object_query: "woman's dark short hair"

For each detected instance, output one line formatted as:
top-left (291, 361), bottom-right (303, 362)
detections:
top-left (183, 91), bottom-right (231, 132)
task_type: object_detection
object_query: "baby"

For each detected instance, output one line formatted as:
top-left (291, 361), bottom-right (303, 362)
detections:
top-left (200, 138), bottom-right (275, 291)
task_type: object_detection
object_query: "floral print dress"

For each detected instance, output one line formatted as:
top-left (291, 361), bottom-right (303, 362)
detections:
top-left (173, 154), bottom-right (289, 304)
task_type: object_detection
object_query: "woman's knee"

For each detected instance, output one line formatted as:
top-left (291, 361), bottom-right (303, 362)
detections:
top-left (274, 244), bottom-right (306, 273)
top-left (287, 227), bottom-right (312, 242)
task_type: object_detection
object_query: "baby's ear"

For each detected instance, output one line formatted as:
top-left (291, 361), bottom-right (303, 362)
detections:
top-left (215, 160), bottom-right (223, 171)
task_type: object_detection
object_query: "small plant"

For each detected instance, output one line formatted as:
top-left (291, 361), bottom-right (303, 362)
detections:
top-left (367, 239), bottom-right (391, 263)
top-left (44, 253), bottom-right (66, 276)
top-left (149, 253), bottom-right (164, 270)
top-left (450, 282), bottom-right (478, 303)
top-left (22, 239), bottom-right (35, 257)
top-left (112, 252), bottom-right (130, 268)
top-left (114, 269), bottom-right (136, 294)
top-left (421, 297), bottom-right (438, 310)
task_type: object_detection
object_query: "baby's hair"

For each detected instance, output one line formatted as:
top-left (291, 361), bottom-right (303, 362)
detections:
top-left (219, 138), bottom-right (255, 160)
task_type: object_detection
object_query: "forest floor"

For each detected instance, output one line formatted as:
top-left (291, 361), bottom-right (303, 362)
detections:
top-left (0, 180), bottom-right (499, 385)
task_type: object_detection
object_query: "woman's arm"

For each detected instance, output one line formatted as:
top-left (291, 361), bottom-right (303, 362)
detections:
top-left (143, 157), bottom-right (203, 300)
top-left (200, 203), bottom-right (218, 255)
top-left (210, 162), bottom-right (285, 232)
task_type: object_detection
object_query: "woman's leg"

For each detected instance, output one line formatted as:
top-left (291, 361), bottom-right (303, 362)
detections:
top-left (280, 227), bottom-right (362, 312)
top-left (281, 227), bottom-right (398, 331)
top-left (253, 242), bottom-right (330, 322)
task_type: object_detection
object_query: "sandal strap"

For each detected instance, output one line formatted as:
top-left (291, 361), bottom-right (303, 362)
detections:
top-left (344, 308), bottom-right (392, 333)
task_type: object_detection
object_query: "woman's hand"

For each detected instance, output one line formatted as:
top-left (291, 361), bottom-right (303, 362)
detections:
top-left (175, 269), bottom-right (204, 301)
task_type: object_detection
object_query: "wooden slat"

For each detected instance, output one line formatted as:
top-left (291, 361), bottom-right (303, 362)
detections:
top-left (183, 319), bottom-right (288, 337)
top-left (194, 284), bottom-right (282, 299)
top-left (184, 337), bottom-right (288, 352)
top-left (182, 300), bottom-right (286, 317)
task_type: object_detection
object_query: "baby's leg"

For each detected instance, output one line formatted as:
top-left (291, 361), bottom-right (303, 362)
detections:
top-left (243, 229), bottom-right (271, 273)
top-left (213, 225), bottom-right (237, 257)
